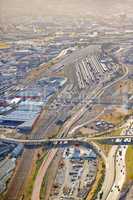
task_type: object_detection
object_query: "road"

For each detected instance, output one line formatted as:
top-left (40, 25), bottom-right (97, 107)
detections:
top-left (31, 139), bottom-right (107, 200)
top-left (3, 133), bottom-right (133, 145)
top-left (30, 63), bottom-right (128, 200)
top-left (68, 62), bottom-right (128, 135)
top-left (106, 146), bottom-right (127, 200)
top-left (0, 61), bottom-right (129, 145)
top-left (1, 60), bottom-right (128, 200)
top-left (97, 118), bottom-right (133, 200)
top-left (96, 146), bottom-right (117, 200)
top-left (30, 84), bottom-right (109, 200)
top-left (31, 149), bottom-right (58, 200)
top-left (4, 46), bottom-right (128, 200)
top-left (30, 120), bottom-right (131, 200)
top-left (105, 119), bottom-right (133, 200)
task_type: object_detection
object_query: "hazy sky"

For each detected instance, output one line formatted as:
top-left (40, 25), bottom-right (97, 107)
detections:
top-left (0, 0), bottom-right (133, 19)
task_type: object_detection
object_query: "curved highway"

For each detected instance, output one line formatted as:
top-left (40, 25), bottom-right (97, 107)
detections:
top-left (0, 55), bottom-right (128, 200)
top-left (0, 63), bottom-right (128, 146)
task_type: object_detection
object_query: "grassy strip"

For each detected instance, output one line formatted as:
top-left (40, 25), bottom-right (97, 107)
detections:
top-left (95, 127), bottom-right (123, 138)
top-left (23, 152), bottom-right (48, 200)
top-left (126, 145), bottom-right (133, 181)
top-left (40, 151), bottom-right (62, 200)
top-left (96, 128), bottom-right (123, 156)
top-left (87, 159), bottom-right (105, 200)
top-left (40, 172), bottom-right (49, 200)
top-left (109, 128), bottom-right (123, 136)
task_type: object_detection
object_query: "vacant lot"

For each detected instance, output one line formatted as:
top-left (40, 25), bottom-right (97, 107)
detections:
top-left (126, 146), bottom-right (133, 181)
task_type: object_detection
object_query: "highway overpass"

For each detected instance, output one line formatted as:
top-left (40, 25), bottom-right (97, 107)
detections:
top-left (1, 135), bottom-right (133, 147)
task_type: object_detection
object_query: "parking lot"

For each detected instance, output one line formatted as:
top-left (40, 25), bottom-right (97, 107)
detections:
top-left (49, 147), bottom-right (97, 200)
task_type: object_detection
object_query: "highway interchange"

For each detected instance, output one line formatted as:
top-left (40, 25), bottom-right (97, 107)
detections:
top-left (2, 45), bottom-right (132, 200)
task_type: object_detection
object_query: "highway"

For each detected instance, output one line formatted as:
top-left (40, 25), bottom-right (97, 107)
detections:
top-left (0, 46), bottom-right (105, 199)
top-left (68, 108), bottom-right (106, 136)
top-left (31, 139), bottom-right (107, 200)
top-left (2, 126), bottom-right (132, 200)
top-left (105, 119), bottom-right (133, 200)
top-left (62, 59), bottom-right (128, 138)
top-left (31, 62), bottom-right (128, 200)
top-left (0, 62), bottom-right (129, 141)
top-left (106, 146), bottom-right (127, 200)
top-left (30, 95), bottom-right (104, 200)
top-left (31, 149), bottom-right (58, 200)
top-left (3, 45), bottom-right (129, 200)
top-left (3, 133), bottom-right (133, 145)
top-left (30, 69), bottom-right (117, 200)
top-left (96, 146), bottom-right (118, 200)
top-left (97, 118), bottom-right (133, 200)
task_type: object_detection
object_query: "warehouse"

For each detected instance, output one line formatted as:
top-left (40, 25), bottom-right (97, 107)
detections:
top-left (16, 89), bottom-right (41, 100)
top-left (0, 96), bottom-right (44, 132)
top-left (0, 158), bottom-right (16, 193)
top-left (0, 75), bottom-right (67, 132)
top-left (17, 100), bottom-right (44, 112)
top-left (37, 76), bottom-right (67, 89)
top-left (15, 76), bottom-right (67, 102)
top-left (0, 109), bottom-right (40, 131)
top-left (17, 116), bottom-right (40, 133)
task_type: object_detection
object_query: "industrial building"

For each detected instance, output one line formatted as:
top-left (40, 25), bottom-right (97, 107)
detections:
top-left (0, 76), bottom-right (67, 133)
top-left (0, 98), bottom-right (44, 132)
top-left (0, 105), bottom-right (42, 132)
top-left (16, 77), bottom-right (67, 101)
top-left (63, 147), bottom-right (97, 160)
top-left (0, 142), bottom-right (22, 193)
top-left (0, 158), bottom-right (16, 193)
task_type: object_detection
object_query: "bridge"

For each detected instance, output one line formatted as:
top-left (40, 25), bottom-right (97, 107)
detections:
top-left (1, 134), bottom-right (133, 148)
